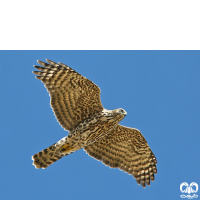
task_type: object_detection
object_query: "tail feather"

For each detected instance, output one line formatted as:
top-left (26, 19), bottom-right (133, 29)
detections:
top-left (32, 143), bottom-right (65, 169)
top-left (32, 137), bottom-right (77, 169)
top-left (32, 134), bottom-right (83, 169)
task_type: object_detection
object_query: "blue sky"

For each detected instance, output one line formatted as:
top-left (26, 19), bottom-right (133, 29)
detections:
top-left (0, 51), bottom-right (199, 200)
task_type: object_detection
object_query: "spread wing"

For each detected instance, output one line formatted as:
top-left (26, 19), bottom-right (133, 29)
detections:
top-left (84, 125), bottom-right (157, 188)
top-left (33, 59), bottom-right (103, 132)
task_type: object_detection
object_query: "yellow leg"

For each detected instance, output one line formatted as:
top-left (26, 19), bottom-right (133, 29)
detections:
top-left (60, 144), bottom-right (74, 153)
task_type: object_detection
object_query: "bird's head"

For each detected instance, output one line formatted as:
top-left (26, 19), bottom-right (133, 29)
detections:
top-left (116, 108), bottom-right (127, 116)
top-left (110, 108), bottom-right (127, 123)
top-left (101, 108), bottom-right (127, 123)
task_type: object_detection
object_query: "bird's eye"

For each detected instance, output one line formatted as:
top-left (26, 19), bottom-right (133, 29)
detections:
top-left (120, 109), bottom-right (124, 113)
top-left (118, 108), bottom-right (127, 116)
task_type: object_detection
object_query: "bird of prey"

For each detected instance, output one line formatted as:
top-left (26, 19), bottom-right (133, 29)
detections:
top-left (32, 59), bottom-right (157, 188)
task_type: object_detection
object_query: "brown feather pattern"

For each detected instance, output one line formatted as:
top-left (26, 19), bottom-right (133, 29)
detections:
top-left (33, 59), bottom-right (103, 131)
top-left (32, 59), bottom-right (157, 188)
top-left (84, 125), bottom-right (157, 187)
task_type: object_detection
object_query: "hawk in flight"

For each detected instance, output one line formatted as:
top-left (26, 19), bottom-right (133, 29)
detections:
top-left (32, 59), bottom-right (157, 188)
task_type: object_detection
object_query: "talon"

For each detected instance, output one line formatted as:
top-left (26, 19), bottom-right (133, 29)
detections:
top-left (60, 144), bottom-right (74, 152)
